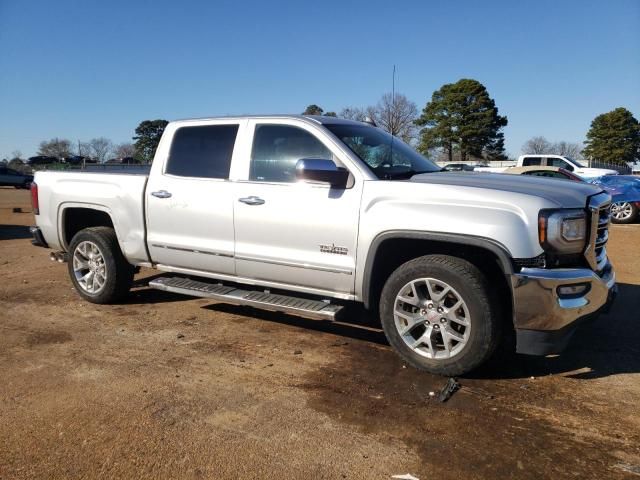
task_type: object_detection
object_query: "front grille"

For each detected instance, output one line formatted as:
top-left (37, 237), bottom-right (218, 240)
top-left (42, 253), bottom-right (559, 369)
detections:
top-left (585, 193), bottom-right (611, 276)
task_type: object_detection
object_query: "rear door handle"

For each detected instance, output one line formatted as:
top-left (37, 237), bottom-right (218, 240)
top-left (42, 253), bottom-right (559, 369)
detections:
top-left (238, 196), bottom-right (265, 206)
top-left (151, 190), bottom-right (172, 199)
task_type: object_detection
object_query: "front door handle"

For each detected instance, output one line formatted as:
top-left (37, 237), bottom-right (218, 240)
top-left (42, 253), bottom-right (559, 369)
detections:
top-left (238, 196), bottom-right (265, 206)
top-left (151, 190), bottom-right (172, 199)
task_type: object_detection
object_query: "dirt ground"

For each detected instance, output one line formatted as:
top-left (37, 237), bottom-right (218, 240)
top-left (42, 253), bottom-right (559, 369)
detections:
top-left (1, 186), bottom-right (639, 480)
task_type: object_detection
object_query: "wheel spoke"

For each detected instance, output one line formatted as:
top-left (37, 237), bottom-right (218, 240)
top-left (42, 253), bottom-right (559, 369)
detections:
top-left (411, 326), bottom-right (435, 357)
top-left (443, 325), bottom-right (465, 343)
top-left (447, 309), bottom-right (470, 326)
top-left (82, 270), bottom-right (94, 285)
top-left (395, 310), bottom-right (424, 335)
top-left (74, 258), bottom-right (89, 270)
top-left (397, 295), bottom-right (419, 307)
top-left (426, 280), bottom-right (449, 302)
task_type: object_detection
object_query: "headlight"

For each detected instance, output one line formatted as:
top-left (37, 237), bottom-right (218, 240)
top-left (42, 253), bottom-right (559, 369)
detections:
top-left (538, 209), bottom-right (587, 254)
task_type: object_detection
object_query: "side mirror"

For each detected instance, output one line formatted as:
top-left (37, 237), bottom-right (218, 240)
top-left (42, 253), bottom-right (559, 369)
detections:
top-left (295, 158), bottom-right (349, 187)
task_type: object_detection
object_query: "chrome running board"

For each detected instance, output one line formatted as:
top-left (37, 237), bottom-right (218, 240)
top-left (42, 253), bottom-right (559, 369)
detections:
top-left (149, 276), bottom-right (344, 320)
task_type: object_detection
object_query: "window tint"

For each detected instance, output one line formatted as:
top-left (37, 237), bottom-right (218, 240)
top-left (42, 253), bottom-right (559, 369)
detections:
top-left (166, 124), bottom-right (238, 179)
top-left (522, 157), bottom-right (542, 166)
top-left (546, 157), bottom-right (572, 171)
top-left (525, 170), bottom-right (566, 178)
top-left (250, 125), bottom-right (333, 182)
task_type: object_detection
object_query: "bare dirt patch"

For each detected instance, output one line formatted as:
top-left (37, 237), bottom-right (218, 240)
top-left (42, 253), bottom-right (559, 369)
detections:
top-left (1, 186), bottom-right (639, 479)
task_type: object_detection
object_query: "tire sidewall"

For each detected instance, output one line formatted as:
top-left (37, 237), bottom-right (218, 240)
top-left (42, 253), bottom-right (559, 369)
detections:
top-left (380, 256), bottom-right (495, 375)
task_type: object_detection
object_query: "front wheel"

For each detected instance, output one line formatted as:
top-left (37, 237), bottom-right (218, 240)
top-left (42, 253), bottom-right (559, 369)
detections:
top-left (379, 254), bottom-right (501, 376)
top-left (67, 226), bottom-right (134, 304)
top-left (611, 201), bottom-right (638, 224)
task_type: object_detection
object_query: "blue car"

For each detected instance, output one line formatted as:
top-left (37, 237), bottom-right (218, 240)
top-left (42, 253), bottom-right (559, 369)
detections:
top-left (590, 175), bottom-right (640, 224)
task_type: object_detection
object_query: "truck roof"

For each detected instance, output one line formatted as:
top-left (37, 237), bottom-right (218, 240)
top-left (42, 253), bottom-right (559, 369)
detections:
top-left (171, 114), bottom-right (366, 127)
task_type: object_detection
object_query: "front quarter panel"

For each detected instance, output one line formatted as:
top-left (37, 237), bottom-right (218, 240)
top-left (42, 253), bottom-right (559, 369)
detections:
top-left (355, 180), bottom-right (555, 300)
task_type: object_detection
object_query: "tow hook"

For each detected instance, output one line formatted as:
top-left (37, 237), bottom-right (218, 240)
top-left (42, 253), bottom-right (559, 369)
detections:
top-left (50, 251), bottom-right (68, 263)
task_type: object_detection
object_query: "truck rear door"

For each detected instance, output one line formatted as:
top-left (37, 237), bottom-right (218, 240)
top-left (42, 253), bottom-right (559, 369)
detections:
top-left (145, 120), bottom-right (243, 274)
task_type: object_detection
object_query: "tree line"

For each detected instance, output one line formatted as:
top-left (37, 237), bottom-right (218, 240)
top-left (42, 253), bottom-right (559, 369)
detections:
top-left (1, 120), bottom-right (169, 171)
top-left (305, 78), bottom-right (639, 165)
top-left (4, 78), bottom-right (638, 170)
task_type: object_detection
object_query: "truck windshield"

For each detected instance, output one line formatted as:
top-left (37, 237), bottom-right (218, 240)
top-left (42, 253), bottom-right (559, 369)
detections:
top-left (565, 157), bottom-right (585, 168)
top-left (325, 124), bottom-right (441, 179)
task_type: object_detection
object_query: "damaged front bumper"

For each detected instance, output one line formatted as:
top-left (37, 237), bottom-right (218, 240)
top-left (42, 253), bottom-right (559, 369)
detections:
top-left (511, 261), bottom-right (617, 356)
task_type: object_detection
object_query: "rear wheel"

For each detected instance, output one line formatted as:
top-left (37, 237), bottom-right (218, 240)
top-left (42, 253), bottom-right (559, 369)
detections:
top-left (611, 201), bottom-right (638, 224)
top-left (379, 254), bottom-right (501, 376)
top-left (67, 227), bottom-right (134, 304)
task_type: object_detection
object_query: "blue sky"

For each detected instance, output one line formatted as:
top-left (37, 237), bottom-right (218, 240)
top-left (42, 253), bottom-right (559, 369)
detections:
top-left (1, 0), bottom-right (638, 159)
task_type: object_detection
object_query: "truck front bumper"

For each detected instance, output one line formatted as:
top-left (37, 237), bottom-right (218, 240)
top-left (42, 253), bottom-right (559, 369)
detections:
top-left (511, 262), bottom-right (616, 356)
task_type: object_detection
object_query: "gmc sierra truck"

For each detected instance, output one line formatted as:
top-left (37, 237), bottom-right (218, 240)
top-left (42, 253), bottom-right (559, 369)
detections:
top-left (29, 115), bottom-right (617, 375)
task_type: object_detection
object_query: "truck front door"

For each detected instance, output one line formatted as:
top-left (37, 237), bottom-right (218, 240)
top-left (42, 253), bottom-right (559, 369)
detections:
top-left (232, 121), bottom-right (361, 295)
top-left (145, 121), bottom-right (241, 274)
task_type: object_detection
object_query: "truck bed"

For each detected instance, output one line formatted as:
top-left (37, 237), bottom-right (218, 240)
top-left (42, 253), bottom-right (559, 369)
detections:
top-left (34, 170), bottom-right (150, 264)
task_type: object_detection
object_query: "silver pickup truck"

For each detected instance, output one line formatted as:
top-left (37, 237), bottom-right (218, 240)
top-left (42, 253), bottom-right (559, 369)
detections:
top-left (29, 115), bottom-right (617, 375)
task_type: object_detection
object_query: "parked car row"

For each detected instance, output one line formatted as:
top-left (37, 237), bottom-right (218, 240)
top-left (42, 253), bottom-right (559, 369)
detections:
top-left (503, 166), bottom-right (640, 223)
top-left (0, 165), bottom-right (33, 188)
top-left (27, 155), bottom-right (98, 165)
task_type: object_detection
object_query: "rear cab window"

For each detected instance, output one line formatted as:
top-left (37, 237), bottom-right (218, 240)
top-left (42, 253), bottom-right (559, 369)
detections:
top-left (522, 157), bottom-right (542, 166)
top-left (166, 124), bottom-right (239, 179)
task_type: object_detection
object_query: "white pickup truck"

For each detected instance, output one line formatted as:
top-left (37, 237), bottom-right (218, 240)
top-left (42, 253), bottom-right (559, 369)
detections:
top-left (29, 115), bottom-right (617, 375)
top-left (475, 154), bottom-right (619, 179)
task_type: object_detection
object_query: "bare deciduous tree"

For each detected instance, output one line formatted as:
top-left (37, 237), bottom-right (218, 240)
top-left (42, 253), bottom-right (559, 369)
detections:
top-left (339, 106), bottom-right (368, 122)
top-left (522, 136), bottom-right (584, 158)
top-left (552, 141), bottom-right (583, 159)
top-left (522, 136), bottom-right (552, 154)
top-left (38, 138), bottom-right (72, 158)
top-left (114, 142), bottom-right (136, 159)
top-left (369, 93), bottom-right (418, 143)
top-left (88, 137), bottom-right (113, 164)
top-left (77, 141), bottom-right (92, 160)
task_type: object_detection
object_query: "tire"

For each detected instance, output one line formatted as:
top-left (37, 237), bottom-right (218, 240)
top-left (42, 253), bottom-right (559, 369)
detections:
top-left (379, 254), bottom-right (501, 376)
top-left (610, 201), bottom-right (638, 224)
top-left (67, 226), bottom-right (134, 304)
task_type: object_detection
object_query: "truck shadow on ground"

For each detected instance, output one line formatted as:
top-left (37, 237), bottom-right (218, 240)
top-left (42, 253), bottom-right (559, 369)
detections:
top-left (204, 282), bottom-right (640, 381)
top-left (0, 224), bottom-right (31, 240)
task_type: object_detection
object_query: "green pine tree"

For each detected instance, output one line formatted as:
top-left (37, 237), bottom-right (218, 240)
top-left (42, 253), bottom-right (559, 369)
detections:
top-left (133, 119), bottom-right (169, 163)
top-left (583, 107), bottom-right (640, 164)
top-left (415, 79), bottom-right (507, 162)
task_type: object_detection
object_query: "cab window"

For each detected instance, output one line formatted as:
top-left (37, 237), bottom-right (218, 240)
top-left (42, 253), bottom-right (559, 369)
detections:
top-left (250, 125), bottom-right (334, 183)
top-left (524, 170), bottom-right (567, 178)
top-left (546, 157), bottom-right (573, 171)
top-left (522, 157), bottom-right (542, 166)
top-left (166, 124), bottom-right (239, 179)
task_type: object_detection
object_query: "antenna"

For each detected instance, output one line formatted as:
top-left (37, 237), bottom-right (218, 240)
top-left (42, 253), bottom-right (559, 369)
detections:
top-left (388, 64), bottom-right (396, 174)
top-left (392, 64), bottom-right (396, 106)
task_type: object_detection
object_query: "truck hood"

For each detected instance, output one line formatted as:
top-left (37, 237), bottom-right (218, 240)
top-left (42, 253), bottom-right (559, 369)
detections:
top-left (410, 171), bottom-right (603, 208)
top-left (574, 168), bottom-right (619, 178)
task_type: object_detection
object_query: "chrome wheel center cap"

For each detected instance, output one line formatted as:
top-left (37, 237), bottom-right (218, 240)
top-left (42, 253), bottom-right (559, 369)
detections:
top-left (426, 310), bottom-right (440, 322)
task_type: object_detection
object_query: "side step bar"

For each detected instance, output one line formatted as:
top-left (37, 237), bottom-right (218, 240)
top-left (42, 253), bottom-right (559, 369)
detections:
top-left (148, 276), bottom-right (344, 320)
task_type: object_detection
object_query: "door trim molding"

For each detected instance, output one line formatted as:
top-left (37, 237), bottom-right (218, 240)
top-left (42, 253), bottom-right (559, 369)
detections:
top-left (150, 244), bottom-right (234, 258)
top-left (235, 254), bottom-right (353, 275)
